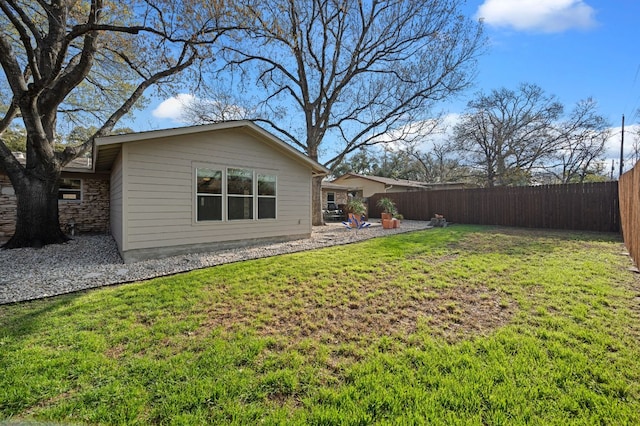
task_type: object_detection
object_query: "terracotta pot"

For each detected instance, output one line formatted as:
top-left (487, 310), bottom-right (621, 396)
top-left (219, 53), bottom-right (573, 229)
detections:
top-left (382, 219), bottom-right (394, 229)
top-left (392, 219), bottom-right (399, 228)
top-left (381, 212), bottom-right (393, 221)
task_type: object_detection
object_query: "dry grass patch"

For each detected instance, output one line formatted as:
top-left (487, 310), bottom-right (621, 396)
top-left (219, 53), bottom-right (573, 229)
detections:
top-left (200, 282), bottom-right (514, 345)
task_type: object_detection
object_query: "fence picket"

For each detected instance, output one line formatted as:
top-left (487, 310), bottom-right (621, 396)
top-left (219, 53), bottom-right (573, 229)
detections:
top-left (619, 164), bottom-right (640, 268)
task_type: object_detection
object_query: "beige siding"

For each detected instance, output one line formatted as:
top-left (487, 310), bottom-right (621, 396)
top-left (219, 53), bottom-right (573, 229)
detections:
top-left (120, 129), bottom-right (312, 255)
top-left (332, 176), bottom-right (385, 198)
top-left (359, 180), bottom-right (385, 198)
top-left (110, 150), bottom-right (124, 250)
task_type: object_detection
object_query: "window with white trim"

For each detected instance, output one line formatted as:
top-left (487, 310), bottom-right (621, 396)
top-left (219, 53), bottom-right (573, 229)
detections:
top-left (196, 167), bottom-right (278, 222)
top-left (58, 178), bottom-right (82, 201)
top-left (227, 168), bottom-right (253, 220)
top-left (257, 174), bottom-right (277, 219)
top-left (196, 168), bottom-right (223, 221)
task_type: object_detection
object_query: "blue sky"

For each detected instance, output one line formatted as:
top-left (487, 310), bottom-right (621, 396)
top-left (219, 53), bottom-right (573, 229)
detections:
top-left (135, 0), bottom-right (640, 166)
top-left (462, 0), bottom-right (640, 126)
top-left (464, 0), bottom-right (640, 166)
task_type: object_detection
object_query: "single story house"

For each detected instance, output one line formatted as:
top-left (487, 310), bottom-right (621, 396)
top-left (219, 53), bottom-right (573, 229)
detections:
top-left (331, 173), bottom-right (474, 198)
top-left (331, 173), bottom-right (429, 198)
top-left (1, 121), bottom-right (329, 262)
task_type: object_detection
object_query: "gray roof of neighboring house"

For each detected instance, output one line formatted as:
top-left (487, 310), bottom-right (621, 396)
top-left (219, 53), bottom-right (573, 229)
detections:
top-left (334, 173), bottom-right (429, 189)
top-left (93, 120), bottom-right (329, 176)
top-left (1, 151), bottom-right (93, 174)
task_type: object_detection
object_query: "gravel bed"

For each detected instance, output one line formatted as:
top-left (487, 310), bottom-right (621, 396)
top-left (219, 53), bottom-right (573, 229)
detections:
top-left (0, 220), bottom-right (433, 304)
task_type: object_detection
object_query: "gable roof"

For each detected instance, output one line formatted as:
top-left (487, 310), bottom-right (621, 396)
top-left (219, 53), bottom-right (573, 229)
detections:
top-left (93, 121), bottom-right (329, 176)
top-left (334, 173), bottom-right (428, 189)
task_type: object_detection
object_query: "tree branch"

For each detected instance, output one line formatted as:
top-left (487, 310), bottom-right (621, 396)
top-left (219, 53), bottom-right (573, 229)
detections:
top-left (58, 46), bottom-right (199, 165)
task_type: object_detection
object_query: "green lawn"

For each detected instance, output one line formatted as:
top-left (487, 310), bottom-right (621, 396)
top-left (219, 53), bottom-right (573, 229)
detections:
top-left (1, 225), bottom-right (640, 425)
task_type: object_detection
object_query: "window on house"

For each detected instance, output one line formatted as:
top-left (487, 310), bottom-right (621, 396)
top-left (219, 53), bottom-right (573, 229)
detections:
top-left (195, 167), bottom-right (278, 222)
top-left (196, 168), bottom-right (223, 221)
top-left (227, 168), bottom-right (253, 220)
top-left (327, 192), bottom-right (335, 203)
top-left (58, 178), bottom-right (82, 200)
top-left (257, 174), bottom-right (277, 219)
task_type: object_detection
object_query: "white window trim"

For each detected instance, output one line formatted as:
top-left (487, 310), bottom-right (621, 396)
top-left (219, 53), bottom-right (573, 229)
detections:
top-left (257, 173), bottom-right (277, 220)
top-left (194, 165), bottom-right (278, 223)
top-left (195, 167), bottom-right (224, 223)
top-left (227, 167), bottom-right (254, 221)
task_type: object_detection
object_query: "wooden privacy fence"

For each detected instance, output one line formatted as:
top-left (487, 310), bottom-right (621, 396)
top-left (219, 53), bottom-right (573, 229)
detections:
top-left (619, 163), bottom-right (640, 268)
top-left (368, 182), bottom-right (619, 233)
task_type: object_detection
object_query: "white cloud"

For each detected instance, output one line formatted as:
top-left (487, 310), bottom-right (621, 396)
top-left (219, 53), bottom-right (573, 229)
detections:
top-left (476, 0), bottom-right (597, 33)
top-left (604, 124), bottom-right (640, 171)
top-left (152, 93), bottom-right (250, 125)
top-left (151, 94), bottom-right (195, 122)
top-left (370, 114), bottom-right (462, 153)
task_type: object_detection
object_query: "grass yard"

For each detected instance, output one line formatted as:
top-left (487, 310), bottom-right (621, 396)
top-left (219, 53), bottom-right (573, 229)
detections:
top-left (1, 225), bottom-right (640, 425)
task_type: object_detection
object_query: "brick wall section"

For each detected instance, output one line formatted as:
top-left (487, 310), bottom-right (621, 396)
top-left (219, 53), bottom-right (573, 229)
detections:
top-left (59, 176), bottom-right (110, 234)
top-left (0, 174), bottom-right (110, 239)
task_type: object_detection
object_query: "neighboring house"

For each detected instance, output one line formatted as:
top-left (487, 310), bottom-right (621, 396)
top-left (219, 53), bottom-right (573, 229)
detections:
top-left (331, 173), bottom-right (429, 198)
top-left (331, 173), bottom-right (474, 198)
top-left (0, 121), bottom-right (329, 262)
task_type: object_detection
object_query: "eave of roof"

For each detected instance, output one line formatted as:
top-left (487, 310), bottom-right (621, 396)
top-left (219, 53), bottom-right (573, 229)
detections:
top-left (93, 120), bottom-right (329, 176)
top-left (337, 173), bottom-right (428, 188)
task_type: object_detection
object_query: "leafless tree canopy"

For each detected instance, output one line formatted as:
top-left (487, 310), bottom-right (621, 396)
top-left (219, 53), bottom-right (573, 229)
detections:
top-left (221, 0), bottom-right (484, 168)
top-left (452, 84), bottom-right (611, 186)
top-left (452, 83), bottom-right (565, 187)
top-left (551, 98), bottom-right (610, 183)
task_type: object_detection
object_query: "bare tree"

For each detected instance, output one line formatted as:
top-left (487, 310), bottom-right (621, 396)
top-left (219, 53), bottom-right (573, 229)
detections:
top-left (550, 98), bottom-right (610, 183)
top-left (628, 117), bottom-right (640, 166)
top-left (452, 83), bottom-right (563, 187)
top-left (409, 143), bottom-right (468, 183)
top-left (0, 0), bottom-right (233, 248)
top-left (211, 0), bottom-right (484, 224)
top-left (182, 87), bottom-right (254, 124)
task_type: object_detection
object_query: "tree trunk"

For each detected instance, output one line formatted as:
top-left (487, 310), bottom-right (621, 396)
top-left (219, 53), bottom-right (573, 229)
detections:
top-left (3, 172), bottom-right (69, 249)
top-left (311, 175), bottom-right (324, 226)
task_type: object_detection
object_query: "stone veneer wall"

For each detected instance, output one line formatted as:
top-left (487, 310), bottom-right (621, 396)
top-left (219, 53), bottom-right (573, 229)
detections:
top-left (0, 173), bottom-right (110, 240)
top-left (321, 188), bottom-right (349, 209)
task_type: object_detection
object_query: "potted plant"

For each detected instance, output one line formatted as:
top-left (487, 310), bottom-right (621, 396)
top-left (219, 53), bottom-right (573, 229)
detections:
top-left (377, 197), bottom-right (397, 221)
top-left (377, 197), bottom-right (397, 229)
top-left (346, 198), bottom-right (367, 227)
top-left (392, 212), bottom-right (403, 228)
